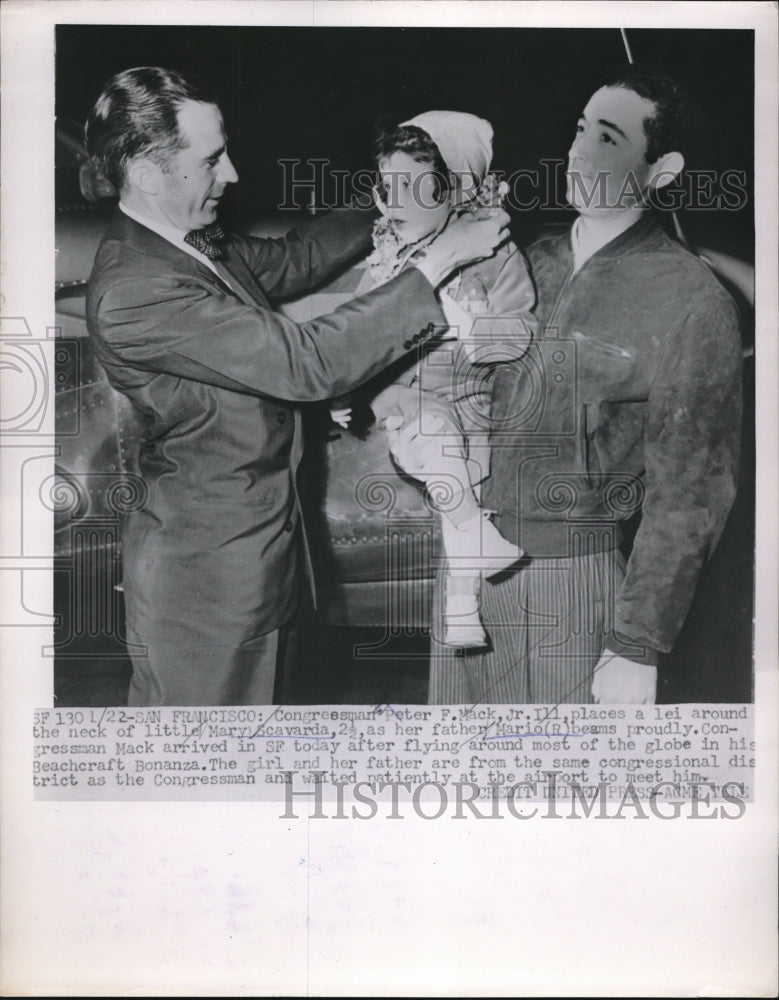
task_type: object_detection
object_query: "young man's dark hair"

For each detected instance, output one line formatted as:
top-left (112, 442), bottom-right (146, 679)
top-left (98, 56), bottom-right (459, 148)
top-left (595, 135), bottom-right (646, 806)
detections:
top-left (605, 64), bottom-right (697, 163)
top-left (85, 66), bottom-right (218, 190)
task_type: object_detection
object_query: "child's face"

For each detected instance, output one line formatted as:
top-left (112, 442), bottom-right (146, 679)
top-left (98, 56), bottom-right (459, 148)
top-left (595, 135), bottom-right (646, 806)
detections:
top-left (377, 150), bottom-right (452, 243)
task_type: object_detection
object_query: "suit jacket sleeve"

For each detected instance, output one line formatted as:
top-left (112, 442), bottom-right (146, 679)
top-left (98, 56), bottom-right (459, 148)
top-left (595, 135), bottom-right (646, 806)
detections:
top-left (234, 206), bottom-right (378, 300)
top-left (89, 264), bottom-right (444, 403)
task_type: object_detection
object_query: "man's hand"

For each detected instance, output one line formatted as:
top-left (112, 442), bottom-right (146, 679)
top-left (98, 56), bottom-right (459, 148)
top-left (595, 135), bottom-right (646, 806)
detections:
top-left (415, 209), bottom-right (511, 289)
top-left (592, 651), bottom-right (658, 704)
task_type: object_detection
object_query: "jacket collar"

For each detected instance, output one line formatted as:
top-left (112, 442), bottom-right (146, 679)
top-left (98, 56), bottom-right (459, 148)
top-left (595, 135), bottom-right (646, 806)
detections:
top-left (545, 209), bottom-right (666, 263)
top-left (586, 209), bottom-right (665, 259)
top-left (106, 209), bottom-right (219, 280)
top-left (105, 209), bottom-right (272, 310)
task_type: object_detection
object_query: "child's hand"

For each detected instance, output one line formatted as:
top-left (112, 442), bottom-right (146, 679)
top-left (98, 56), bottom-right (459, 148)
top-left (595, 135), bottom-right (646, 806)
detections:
top-left (330, 405), bottom-right (353, 429)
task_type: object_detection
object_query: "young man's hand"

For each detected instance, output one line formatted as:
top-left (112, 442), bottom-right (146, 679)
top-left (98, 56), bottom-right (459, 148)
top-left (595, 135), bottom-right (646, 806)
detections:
top-left (592, 652), bottom-right (658, 704)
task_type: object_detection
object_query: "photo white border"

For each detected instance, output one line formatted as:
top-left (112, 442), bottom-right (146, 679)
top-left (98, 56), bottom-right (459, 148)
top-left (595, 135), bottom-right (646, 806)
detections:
top-left (1, 2), bottom-right (777, 995)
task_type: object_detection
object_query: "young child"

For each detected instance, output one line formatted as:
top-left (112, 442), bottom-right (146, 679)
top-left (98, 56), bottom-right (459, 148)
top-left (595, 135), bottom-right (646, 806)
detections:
top-left (332, 111), bottom-right (537, 648)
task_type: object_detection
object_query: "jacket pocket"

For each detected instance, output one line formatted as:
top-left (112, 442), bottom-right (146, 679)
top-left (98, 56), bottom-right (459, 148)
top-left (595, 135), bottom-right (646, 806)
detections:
top-left (580, 402), bottom-right (602, 490)
top-left (571, 329), bottom-right (633, 361)
top-left (196, 482), bottom-right (281, 509)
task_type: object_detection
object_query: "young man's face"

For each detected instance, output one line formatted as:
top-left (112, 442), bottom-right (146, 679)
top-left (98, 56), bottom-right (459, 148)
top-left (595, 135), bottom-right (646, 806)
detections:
top-left (566, 85), bottom-right (658, 217)
top-left (155, 99), bottom-right (238, 230)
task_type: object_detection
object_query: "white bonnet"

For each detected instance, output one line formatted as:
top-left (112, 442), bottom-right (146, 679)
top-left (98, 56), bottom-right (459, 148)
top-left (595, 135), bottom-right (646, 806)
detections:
top-left (400, 110), bottom-right (494, 202)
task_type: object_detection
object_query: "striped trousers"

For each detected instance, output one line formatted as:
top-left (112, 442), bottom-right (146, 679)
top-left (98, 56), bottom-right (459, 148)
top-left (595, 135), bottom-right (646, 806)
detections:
top-left (428, 549), bottom-right (625, 705)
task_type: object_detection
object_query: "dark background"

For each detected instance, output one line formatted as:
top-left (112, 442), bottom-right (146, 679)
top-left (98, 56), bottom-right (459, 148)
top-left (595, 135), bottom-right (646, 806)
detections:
top-left (56, 25), bottom-right (754, 256)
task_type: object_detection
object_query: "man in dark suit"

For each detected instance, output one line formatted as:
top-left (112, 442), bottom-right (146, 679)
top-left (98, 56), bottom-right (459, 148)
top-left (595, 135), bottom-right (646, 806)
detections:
top-left (85, 66), bottom-right (508, 706)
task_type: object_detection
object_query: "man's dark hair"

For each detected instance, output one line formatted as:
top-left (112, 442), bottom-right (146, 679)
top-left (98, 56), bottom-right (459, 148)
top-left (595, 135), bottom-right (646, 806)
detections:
top-left (372, 121), bottom-right (450, 202)
top-left (605, 65), bottom-right (697, 164)
top-left (85, 66), bottom-right (218, 191)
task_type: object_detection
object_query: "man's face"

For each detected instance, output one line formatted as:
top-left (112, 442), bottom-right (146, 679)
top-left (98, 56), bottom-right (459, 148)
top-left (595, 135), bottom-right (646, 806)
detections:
top-left (155, 99), bottom-right (238, 230)
top-left (566, 86), bottom-right (657, 216)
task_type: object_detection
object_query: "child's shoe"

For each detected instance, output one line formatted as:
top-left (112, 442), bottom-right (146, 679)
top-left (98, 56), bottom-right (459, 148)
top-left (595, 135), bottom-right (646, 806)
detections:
top-left (442, 591), bottom-right (488, 649)
top-left (443, 511), bottom-right (522, 578)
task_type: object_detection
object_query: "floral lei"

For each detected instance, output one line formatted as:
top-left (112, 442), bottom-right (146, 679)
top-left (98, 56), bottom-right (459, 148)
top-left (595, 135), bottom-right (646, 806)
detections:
top-left (365, 172), bottom-right (510, 289)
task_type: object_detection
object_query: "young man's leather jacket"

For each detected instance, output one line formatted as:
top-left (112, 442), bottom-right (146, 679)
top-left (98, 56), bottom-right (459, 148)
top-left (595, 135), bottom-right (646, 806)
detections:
top-left (485, 211), bottom-right (743, 662)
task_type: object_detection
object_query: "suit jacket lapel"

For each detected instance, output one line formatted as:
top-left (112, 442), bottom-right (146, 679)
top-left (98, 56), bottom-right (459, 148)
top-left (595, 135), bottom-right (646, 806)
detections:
top-left (216, 244), bottom-right (271, 310)
top-left (110, 211), bottom-right (271, 310)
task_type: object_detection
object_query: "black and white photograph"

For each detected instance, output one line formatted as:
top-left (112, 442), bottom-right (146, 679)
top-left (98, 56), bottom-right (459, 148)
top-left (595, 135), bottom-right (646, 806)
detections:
top-left (1, 1), bottom-right (776, 996)
top-left (51, 20), bottom-right (755, 709)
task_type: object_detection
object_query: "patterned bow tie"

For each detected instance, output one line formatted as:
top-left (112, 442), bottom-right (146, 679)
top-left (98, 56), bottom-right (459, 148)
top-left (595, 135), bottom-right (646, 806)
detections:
top-left (184, 222), bottom-right (225, 259)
